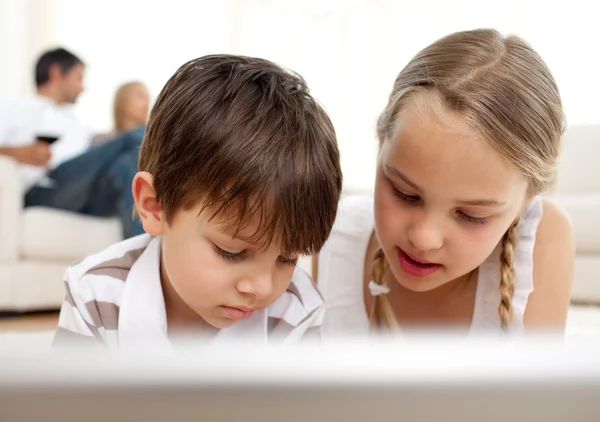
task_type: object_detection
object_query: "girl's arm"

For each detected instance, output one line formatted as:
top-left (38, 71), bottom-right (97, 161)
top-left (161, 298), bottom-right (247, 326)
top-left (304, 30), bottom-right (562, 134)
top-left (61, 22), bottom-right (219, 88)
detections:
top-left (523, 199), bottom-right (575, 331)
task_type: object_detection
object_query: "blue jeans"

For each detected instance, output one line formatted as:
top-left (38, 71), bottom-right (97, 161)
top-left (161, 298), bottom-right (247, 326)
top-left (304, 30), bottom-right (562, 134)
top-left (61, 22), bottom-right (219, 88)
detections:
top-left (24, 126), bottom-right (145, 239)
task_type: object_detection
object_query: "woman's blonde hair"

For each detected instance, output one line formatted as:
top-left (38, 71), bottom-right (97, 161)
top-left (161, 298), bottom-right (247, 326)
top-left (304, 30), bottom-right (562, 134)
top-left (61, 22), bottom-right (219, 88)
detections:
top-left (370, 28), bottom-right (565, 331)
top-left (113, 81), bottom-right (147, 132)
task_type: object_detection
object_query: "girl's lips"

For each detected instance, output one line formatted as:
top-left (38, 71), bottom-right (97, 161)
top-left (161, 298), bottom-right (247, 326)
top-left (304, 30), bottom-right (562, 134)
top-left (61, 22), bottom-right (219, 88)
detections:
top-left (403, 250), bottom-right (438, 265)
top-left (398, 248), bottom-right (441, 277)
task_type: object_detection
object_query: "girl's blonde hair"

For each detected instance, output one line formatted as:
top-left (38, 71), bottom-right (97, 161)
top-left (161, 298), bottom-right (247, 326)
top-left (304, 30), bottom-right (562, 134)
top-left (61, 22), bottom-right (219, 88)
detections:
top-left (113, 81), bottom-right (147, 132)
top-left (371, 28), bottom-right (565, 331)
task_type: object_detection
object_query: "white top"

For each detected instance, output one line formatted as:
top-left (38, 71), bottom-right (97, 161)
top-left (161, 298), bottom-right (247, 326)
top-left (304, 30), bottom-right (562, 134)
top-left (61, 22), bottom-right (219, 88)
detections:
top-left (0, 96), bottom-right (92, 189)
top-left (54, 234), bottom-right (324, 354)
top-left (317, 194), bottom-right (543, 337)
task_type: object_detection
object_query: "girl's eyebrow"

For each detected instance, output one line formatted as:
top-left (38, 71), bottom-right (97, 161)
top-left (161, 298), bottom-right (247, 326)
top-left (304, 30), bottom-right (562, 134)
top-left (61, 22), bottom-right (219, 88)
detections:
top-left (385, 165), bottom-right (420, 191)
top-left (386, 164), bottom-right (506, 207)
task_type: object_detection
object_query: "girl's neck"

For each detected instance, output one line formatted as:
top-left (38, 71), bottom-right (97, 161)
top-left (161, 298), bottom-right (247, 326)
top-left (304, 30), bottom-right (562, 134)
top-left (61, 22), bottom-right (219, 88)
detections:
top-left (389, 269), bottom-right (476, 306)
top-left (383, 268), bottom-right (478, 328)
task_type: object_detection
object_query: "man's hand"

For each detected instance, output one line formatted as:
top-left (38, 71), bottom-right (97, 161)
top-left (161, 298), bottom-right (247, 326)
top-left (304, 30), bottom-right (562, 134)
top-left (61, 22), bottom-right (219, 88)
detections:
top-left (0, 142), bottom-right (52, 166)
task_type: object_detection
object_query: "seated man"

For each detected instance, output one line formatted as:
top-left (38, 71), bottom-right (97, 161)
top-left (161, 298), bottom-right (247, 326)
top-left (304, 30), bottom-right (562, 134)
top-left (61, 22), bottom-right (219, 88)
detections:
top-left (0, 48), bottom-right (144, 238)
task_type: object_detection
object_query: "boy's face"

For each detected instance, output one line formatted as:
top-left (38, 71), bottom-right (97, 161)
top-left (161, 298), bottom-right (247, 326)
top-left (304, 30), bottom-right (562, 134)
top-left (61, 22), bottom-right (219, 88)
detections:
top-left (158, 202), bottom-right (299, 330)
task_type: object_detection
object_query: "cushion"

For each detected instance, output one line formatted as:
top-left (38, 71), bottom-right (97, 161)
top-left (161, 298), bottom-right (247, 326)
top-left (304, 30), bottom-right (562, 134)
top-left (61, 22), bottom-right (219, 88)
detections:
top-left (554, 125), bottom-right (600, 195)
top-left (19, 207), bottom-right (121, 261)
top-left (549, 194), bottom-right (600, 253)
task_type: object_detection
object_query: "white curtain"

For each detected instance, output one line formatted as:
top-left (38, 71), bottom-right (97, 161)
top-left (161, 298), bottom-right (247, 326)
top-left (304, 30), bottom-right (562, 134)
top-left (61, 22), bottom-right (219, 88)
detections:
top-left (9, 0), bottom-right (597, 191)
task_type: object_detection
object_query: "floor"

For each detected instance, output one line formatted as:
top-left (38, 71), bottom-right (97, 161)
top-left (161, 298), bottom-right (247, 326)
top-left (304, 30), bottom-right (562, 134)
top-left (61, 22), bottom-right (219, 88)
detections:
top-left (0, 306), bottom-right (599, 338)
top-left (0, 311), bottom-right (59, 333)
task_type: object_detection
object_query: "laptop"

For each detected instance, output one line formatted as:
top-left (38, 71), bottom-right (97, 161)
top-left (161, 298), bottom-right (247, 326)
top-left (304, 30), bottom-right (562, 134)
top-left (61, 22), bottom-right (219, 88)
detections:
top-left (1, 336), bottom-right (599, 421)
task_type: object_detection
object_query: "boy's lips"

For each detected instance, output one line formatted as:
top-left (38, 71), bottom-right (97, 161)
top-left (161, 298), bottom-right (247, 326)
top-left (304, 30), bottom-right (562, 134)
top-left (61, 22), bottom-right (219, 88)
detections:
top-left (221, 305), bottom-right (255, 320)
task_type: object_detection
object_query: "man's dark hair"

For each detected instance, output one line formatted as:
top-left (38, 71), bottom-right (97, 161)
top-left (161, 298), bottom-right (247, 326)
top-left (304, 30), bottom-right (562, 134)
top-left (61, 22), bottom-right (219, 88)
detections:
top-left (35, 48), bottom-right (83, 87)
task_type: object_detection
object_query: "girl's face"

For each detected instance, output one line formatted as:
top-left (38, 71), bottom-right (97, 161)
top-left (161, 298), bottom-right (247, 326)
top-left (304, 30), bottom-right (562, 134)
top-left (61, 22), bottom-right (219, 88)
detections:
top-left (374, 93), bottom-right (530, 292)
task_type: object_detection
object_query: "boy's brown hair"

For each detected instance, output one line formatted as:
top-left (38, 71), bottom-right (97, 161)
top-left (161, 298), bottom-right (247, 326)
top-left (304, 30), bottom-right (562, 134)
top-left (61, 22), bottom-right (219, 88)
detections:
top-left (139, 54), bottom-right (343, 255)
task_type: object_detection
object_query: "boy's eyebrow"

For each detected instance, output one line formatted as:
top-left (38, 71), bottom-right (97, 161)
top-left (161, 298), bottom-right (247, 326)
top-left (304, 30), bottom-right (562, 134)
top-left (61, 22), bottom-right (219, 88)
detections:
top-left (231, 233), bottom-right (253, 243)
top-left (219, 225), bottom-right (267, 247)
top-left (220, 228), bottom-right (300, 255)
top-left (217, 226), bottom-right (252, 243)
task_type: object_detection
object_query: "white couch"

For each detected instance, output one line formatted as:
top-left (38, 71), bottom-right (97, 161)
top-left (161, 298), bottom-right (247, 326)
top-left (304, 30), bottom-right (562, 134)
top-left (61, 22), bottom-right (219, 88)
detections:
top-left (0, 156), bottom-right (121, 311)
top-left (1, 125), bottom-right (599, 312)
top-left (548, 125), bottom-right (600, 303)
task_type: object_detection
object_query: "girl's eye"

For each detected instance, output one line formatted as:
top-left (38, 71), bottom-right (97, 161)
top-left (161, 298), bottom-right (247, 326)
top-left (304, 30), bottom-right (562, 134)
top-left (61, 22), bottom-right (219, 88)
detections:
top-left (393, 186), bottom-right (420, 202)
top-left (457, 211), bottom-right (488, 225)
top-left (213, 244), bottom-right (247, 262)
top-left (392, 183), bottom-right (488, 225)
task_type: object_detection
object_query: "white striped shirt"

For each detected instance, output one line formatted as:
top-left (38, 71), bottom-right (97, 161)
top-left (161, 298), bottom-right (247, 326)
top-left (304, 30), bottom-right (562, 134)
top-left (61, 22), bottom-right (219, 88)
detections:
top-left (54, 234), bottom-right (324, 353)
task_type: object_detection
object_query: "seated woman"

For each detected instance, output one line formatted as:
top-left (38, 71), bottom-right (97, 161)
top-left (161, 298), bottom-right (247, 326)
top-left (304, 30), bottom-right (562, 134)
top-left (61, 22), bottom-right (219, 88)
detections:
top-left (92, 81), bottom-right (149, 145)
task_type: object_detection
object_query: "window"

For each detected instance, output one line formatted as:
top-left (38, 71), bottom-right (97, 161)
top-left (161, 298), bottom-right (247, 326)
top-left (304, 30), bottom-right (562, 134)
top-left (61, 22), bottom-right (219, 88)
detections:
top-left (54, 0), bottom-right (596, 191)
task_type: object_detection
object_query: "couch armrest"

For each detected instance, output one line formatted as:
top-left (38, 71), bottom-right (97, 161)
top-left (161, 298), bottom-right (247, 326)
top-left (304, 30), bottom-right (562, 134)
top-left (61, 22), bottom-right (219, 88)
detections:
top-left (0, 156), bottom-right (23, 261)
top-left (547, 194), bottom-right (600, 254)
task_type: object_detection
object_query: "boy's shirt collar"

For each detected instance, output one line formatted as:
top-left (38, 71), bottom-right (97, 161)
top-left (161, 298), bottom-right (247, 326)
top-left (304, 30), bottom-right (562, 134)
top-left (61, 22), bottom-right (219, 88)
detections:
top-left (117, 236), bottom-right (269, 355)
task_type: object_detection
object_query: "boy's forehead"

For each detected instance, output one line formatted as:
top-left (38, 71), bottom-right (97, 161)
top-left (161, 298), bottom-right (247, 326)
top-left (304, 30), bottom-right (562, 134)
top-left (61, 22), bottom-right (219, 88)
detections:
top-left (197, 193), bottom-right (311, 256)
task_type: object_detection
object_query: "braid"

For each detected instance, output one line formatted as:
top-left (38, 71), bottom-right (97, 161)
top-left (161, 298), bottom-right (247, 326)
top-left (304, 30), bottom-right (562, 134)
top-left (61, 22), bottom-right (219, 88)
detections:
top-left (369, 248), bottom-right (400, 331)
top-left (499, 218), bottom-right (520, 330)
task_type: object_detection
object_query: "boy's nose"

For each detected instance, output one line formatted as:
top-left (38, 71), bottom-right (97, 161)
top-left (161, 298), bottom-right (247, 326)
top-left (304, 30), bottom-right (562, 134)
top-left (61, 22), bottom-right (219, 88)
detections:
top-left (237, 272), bottom-right (274, 300)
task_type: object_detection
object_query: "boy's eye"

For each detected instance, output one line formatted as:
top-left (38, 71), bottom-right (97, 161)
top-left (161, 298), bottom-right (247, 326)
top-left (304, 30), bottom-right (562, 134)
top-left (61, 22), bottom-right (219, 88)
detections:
top-left (213, 244), bottom-right (247, 262)
top-left (278, 256), bottom-right (298, 267)
top-left (213, 244), bottom-right (298, 267)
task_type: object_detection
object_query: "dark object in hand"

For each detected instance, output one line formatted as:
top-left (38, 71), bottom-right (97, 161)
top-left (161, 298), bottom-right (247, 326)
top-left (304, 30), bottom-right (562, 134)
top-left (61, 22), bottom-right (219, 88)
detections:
top-left (36, 135), bottom-right (60, 144)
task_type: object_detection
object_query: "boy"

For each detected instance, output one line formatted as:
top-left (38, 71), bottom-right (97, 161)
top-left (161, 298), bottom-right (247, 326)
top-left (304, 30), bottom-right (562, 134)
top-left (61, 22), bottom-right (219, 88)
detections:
top-left (53, 55), bottom-right (342, 352)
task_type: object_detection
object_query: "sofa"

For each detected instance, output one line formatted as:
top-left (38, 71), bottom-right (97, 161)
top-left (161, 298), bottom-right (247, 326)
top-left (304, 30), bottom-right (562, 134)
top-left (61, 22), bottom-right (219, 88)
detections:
top-left (547, 125), bottom-right (600, 303)
top-left (0, 156), bottom-right (121, 311)
top-left (1, 125), bottom-right (599, 312)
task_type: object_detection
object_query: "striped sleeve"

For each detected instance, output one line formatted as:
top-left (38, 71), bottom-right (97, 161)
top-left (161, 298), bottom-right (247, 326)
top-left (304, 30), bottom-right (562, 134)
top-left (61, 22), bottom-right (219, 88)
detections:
top-left (53, 268), bottom-right (129, 350)
top-left (52, 237), bottom-right (147, 350)
top-left (267, 267), bottom-right (325, 344)
top-left (52, 280), bottom-right (105, 349)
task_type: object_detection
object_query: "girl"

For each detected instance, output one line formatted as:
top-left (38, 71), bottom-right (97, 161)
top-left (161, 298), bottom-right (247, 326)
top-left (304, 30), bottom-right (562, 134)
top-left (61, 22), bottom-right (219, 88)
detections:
top-left (314, 28), bottom-right (574, 335)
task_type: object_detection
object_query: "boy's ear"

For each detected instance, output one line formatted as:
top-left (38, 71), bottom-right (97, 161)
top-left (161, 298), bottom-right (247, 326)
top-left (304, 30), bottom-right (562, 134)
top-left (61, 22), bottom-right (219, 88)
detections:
top-left (132, 172), bottom-right (165, 236)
